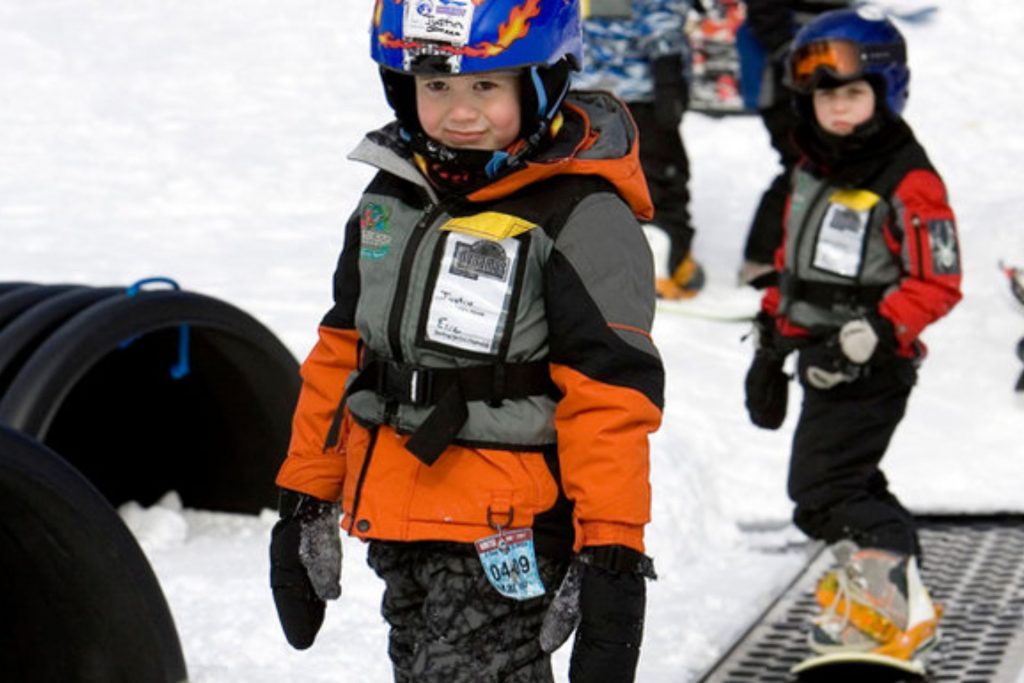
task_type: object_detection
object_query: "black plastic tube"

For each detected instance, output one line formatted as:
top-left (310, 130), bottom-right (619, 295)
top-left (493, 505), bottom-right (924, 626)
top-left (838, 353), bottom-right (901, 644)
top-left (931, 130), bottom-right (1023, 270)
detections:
top-left (0, 284), bottom-right (300, 513)
top-left (0, 425), bottom-right (189, 682)
top-left (0, 286), bottom-right (122, 396)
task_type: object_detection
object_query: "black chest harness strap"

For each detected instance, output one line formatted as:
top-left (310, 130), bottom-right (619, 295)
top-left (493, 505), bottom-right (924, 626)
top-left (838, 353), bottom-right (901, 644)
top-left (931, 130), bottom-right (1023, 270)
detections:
top-left (779, 271), bottom-right (889, 310)
top-left (324, 349), bottom-right (559, 466)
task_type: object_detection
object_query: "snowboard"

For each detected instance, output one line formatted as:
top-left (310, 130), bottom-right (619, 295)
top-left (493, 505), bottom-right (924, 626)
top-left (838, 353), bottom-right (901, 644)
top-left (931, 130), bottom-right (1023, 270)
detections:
top-left (792, 651), bottom-right (928, 683)
top-left (655, 282), bottom-right (760, 322)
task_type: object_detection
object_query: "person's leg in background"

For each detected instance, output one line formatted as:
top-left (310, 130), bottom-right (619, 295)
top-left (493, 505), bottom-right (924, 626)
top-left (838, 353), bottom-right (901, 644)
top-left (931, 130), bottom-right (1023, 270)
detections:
top-left (740, 93), bottom-right (801, 286)
top-left (629, 101), bottom-right (705, 300)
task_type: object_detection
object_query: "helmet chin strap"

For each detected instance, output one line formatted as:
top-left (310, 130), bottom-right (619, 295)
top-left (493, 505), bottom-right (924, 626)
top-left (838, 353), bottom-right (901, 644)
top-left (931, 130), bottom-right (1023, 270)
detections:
top-left (389, 61), bottom-right (573, 185)
top-left (499, 64), bottom-right (571, 170)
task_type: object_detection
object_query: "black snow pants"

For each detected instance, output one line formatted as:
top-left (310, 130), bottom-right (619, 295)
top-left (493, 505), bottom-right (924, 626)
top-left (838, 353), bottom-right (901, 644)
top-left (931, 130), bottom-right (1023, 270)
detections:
top-left (788, 350), bottom-right (923, 558)
top-left (743, 94), bottom-right (802, 266)
top-left (367, 540), bottom-right (569, 683)
top-left (628, 101), bottom-right (696, 273)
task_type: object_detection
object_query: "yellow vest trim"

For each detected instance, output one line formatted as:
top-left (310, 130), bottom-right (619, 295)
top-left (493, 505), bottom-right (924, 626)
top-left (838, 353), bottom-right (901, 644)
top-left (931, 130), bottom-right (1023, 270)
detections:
top-left (829, 189), bottom-right (882, 213)
top-left (440, 212), bottom-right (538, 241)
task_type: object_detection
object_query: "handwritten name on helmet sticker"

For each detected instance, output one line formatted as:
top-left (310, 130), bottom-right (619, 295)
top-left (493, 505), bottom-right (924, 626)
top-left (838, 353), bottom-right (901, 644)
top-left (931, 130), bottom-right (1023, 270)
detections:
top-left (404, 0), bottom-right (475, 46)
top-left (928, 219), bottom-right (960, 275)
top-left (426, 233), bottom-right (520, 354)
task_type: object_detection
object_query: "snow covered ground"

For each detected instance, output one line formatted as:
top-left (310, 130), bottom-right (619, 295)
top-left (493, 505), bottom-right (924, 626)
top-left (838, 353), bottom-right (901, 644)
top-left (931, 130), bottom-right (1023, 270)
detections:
top-left (2, 1), bottom-right (1023, 681)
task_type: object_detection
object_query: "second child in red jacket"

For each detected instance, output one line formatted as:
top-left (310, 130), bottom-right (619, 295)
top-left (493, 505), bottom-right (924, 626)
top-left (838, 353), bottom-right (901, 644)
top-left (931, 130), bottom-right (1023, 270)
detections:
top-left (743, 8), bottom-right (961, 666)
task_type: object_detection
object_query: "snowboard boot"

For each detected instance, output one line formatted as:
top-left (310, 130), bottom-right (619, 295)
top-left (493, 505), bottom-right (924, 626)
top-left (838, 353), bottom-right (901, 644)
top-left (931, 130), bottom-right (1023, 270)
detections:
top-left (641, 224), bottom-right (705, 300)
top-left (656, 254), bottom-right (706, 300)
top-left (808, 540), bottom-right (941, 661)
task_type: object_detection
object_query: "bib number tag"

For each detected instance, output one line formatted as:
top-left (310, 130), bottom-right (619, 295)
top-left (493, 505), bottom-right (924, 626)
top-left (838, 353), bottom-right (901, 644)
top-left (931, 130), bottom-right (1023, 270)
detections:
top-left (813, 202), bottom-right (870, 278)
top-left (475, 528), bottom-right (545, 601)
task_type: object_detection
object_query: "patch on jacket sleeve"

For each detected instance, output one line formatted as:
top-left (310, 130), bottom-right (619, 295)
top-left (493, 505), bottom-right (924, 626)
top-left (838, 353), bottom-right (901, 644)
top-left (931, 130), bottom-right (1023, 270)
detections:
top-left (441, 212), bottom-right (538, 241)
top-left (928, 218), bottom-right (960, 275)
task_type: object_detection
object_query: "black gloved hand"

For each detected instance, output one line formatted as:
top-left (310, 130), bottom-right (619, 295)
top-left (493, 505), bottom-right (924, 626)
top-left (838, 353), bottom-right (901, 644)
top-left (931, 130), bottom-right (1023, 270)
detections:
top-left (744, 312), bottom-right (790, 429)
top-left (803, 314), bottom-right (898, 390)
top-left (1016, 337), bottom-right (1024, 392)
top-left (539, 545), bottom-right (656, 683)
top-left (269, 489), bottom-right (342, 650)
top-left (745, 350), bottom-right (789, 429)
top-left (651, 53), bottom-right (688, 130)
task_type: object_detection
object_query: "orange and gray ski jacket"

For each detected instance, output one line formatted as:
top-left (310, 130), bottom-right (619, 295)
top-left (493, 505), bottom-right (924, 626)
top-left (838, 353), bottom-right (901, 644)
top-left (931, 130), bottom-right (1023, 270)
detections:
top-left (276, 91), bottom-right (664, 558)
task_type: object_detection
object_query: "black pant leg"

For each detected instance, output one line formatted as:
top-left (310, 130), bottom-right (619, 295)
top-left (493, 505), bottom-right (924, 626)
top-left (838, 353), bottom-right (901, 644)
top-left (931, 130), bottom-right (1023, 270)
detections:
top-left (743, 96), bottom-right (802, 265)
top-left (628, 101), bottom-right (695, 271)
top-left (787, 357), bottom-right (922, 557)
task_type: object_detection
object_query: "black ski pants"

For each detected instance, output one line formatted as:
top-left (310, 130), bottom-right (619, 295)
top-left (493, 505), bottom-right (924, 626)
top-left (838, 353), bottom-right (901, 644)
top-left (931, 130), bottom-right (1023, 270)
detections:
top-left (628, 101), bottom-right (696, 272)
top-left (743, 93), bottom-right (802, 266)
top-left (788, 352), bottom-right (922, 558)
top-left (367, 540), bottom-right (568, 683)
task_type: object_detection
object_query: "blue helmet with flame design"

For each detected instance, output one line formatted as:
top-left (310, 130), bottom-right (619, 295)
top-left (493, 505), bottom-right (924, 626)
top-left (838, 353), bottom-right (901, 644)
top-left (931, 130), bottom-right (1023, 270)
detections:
top-left (371, 0), bottom-right (582, 75)
top-left (370, 0), bottom-right (583, 156)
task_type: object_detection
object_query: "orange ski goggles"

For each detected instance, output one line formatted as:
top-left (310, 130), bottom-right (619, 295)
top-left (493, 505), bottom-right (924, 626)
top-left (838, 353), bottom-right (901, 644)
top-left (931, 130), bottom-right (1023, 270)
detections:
top-left (789, 39), bottom-right (905, 92)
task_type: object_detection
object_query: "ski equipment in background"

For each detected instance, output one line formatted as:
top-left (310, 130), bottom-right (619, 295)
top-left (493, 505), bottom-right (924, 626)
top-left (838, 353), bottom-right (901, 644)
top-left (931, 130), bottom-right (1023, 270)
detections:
top-left (999, 261), bottom-right (1024, 391)
top-left (687, 0), bottom-right (757, 116)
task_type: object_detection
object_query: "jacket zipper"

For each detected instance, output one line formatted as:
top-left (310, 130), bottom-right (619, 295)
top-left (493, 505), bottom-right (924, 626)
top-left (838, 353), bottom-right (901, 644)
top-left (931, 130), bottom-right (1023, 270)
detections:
top-left (797, 180), bottom-right (833, 272)
top-left (349, 195), bottom-right (448, 531)
top-left (910, 213), bottom-right (926, 277)
top-left (386, 197), bottom-right (450, 364)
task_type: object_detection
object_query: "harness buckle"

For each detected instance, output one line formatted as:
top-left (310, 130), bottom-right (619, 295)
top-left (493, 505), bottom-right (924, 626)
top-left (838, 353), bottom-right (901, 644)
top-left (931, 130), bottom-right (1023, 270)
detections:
top-left (407, 367), bottom-right (433, 407)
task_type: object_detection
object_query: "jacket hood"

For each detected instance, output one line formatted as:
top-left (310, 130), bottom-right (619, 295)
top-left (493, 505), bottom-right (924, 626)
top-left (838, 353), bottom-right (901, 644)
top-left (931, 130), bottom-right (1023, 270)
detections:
top-left (349, 91), bottom-right (654, 221)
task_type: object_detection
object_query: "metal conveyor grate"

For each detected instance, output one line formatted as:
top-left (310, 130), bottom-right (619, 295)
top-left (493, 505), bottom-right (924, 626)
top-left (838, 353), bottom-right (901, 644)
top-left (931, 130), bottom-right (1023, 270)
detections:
top-left (699, 516), bottom-right (1024, 683)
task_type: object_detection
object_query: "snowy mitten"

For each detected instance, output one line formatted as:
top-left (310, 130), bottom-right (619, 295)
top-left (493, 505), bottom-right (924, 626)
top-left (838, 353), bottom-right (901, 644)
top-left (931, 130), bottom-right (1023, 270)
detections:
top-left (539, 557), bottom-right (585, 652)
top-left (269, 490), bottom-right (341, 650)
top-left (839, 315), bottom-right (898, 364)
top-left (299, 501), bottom-right (342, 601)
top-left (801, 339), bottom-right (856, 390)
top-left (805, 365), bottom-right (854, 390)
top-left (838, 319), bottom-right (879, 364)
top-left (557, 546), bottom-right (656, 683)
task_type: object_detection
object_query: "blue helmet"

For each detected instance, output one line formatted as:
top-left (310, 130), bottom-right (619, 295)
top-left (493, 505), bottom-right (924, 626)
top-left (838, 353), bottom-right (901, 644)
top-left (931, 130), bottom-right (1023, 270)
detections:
top-left (789, 7), bottom-right (910, 116)
top-left (371, 0), bottom-right (583, 75)
top-left (371, 0), bottom-right (583, 156)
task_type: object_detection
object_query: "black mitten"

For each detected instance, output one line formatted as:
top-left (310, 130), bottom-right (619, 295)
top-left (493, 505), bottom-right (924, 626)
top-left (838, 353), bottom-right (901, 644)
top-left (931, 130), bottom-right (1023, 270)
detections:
top-left (269, 489), bottom-right (341, 650)
top-left (540, 546), bottom-right (655, 683)
top-left (1016, 337), bottom-right (1024, 392)
top-left (744, 312), bottom-right (789, 429)
top-left (651, 53), bottom-right (688, 130)
top-left (744, 350), bottom-right (789, 429)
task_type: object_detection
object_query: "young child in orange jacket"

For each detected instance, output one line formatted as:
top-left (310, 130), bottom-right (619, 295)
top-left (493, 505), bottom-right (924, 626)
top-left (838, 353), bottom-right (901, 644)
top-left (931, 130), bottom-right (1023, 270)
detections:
top-left (268, 2), bottom-right (664, 680)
